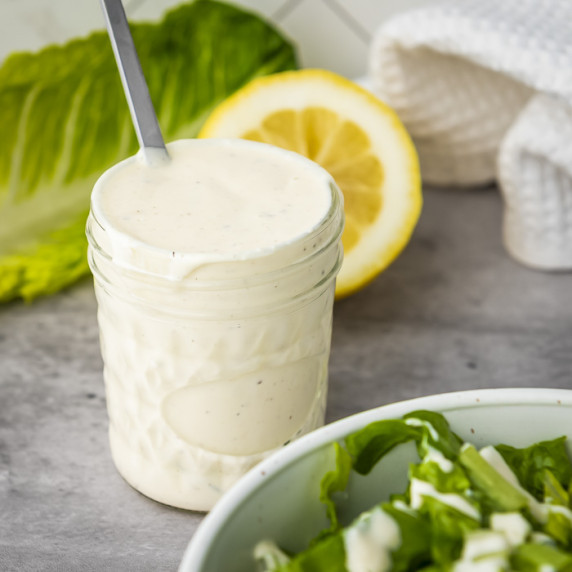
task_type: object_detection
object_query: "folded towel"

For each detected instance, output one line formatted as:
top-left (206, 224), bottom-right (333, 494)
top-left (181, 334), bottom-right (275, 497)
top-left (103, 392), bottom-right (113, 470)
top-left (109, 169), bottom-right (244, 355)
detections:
top-left (370, 0), bottom-right (572, 270)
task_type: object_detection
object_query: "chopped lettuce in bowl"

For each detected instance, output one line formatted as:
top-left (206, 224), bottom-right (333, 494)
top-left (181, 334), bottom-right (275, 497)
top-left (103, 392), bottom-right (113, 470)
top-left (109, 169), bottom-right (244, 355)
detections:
top-left (179, 388), bottom-right (572, 572)
top-left (255, 411), bottom-right (572, 571)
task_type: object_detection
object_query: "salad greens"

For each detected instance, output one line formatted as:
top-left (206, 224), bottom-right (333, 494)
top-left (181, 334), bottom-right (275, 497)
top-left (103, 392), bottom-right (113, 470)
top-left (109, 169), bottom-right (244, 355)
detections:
top-left (255, 411), bottom-right (572, 572)
top-left (0, 0), bottom-right (297, 303)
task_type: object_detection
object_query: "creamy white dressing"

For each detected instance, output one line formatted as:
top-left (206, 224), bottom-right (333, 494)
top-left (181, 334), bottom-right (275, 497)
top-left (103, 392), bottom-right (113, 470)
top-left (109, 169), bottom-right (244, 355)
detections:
top-left (454, 513), bottom-right (532, 572)
top-left (490, 512), bottom-right (531, 547)
top-left (87, 139), bottom-right (343, 510)
top-left (452, 556), bottom-right (508, 572)
top-left (343, 507), bottom-right (401, 572)
top-left (424, 445), bottom-right (454, 472)
top-left (409, 478), bottom-right (480, 520)
top-left (391, 499), bottom-right (416, 515)
top-left (452, 530), bottom-right (509, 572)
top-left (531, 532), bottom-right (556, 546)
top-left (405, 417), bottom-right (440, 441)
top-left (462, 530), bottom-right (510, 561)
top-left (253, 540), bottom-right (291, 568)
top-left (99, 140), bottom-right (332, 260)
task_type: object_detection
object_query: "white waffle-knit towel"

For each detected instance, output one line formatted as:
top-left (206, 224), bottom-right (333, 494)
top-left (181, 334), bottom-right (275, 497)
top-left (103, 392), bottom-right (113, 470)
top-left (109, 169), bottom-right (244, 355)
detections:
top-left (370, 0), bottom-right (572, 270)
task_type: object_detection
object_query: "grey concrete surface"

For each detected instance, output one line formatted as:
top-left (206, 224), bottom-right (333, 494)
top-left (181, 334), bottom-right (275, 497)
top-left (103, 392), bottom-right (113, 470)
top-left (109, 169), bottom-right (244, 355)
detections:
top-left (1, 186), bottom-right (571, 571)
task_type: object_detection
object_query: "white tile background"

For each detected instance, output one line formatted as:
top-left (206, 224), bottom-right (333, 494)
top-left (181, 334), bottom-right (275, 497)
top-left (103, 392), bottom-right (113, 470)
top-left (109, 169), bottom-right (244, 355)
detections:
top-left (0, 0), bottom-right (435, 77)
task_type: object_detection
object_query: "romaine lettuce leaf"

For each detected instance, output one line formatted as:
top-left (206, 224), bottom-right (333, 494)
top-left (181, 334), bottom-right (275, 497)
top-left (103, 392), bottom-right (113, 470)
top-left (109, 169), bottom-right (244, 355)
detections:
top-left (344, 419), bottom-right (421, 475)
top-left (409, 458), bottom-right (472, 497)
top-left (316, 442), bottom-right (352, 540)
top-left (542, 470), bottom-right (572, 547)
top-left (458, 444), bottom-right (530, 514)
top-left (279, 534), bottom-right (346, 572)
top-left (544, 508), bottom-right (572, 548)
top-left (382, 504), bottom-right (431, 572)
top-left (409, 459), bottom-right (480, 565)
top-left (415, 495), bottom-right (480, 566)
top-left (496, 437), bottom-right (572, 502)
top-left (511, 542), bottom-right (572, 571)
top-left (544, 469), bottom-right (570, 508)
top-left (0, 213), bottom-right (89, 302)
top-left (344, 410), bottom-right (463, 475)
top-left (402, 410), bottom-right (464, 461)
top-left (0, 0), bottom-right (297, 303)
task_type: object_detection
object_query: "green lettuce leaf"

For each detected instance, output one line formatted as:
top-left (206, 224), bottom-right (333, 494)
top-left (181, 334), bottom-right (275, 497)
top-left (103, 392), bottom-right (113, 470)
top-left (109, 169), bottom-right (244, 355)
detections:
top-left (542, 470), bottom-right (572, 548)
top-left (0, 213), bottom-right (89, 302)
top-left (316, 442), bottom-right (352, 540)
top-left (415, 495), bottom-right (480, 566)
top-left (544, 469), bottom-right (570, 508)
top-left (402, 410), bottom-right (464, 461)
top-left (409, 458), bottom-right (472, 497)
top-left (344, 419), bottom-right (421, 475)
top-left (409, 456), bottom-right (481, 565)
top-left (382, 504), bottom-right (432, 572)
top-left (496, 437), bottom-right (572, 502)
top-left (344, 410), bottom-right (463, 475)
top-left (0, 0), bottom-right (297, 303)
top-left (458, 444), bottom-right (530, 514)
top-left (544, 508), bottom-right (572, 549)
top-left (511, 542), bottom-right (572, 571)
top-left (278, 534), bottom-right (346, 572)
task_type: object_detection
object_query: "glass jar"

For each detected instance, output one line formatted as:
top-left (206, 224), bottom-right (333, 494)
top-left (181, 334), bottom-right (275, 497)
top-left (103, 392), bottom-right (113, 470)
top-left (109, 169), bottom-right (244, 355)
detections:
top-left (86, 139), bottom-right (344, 511)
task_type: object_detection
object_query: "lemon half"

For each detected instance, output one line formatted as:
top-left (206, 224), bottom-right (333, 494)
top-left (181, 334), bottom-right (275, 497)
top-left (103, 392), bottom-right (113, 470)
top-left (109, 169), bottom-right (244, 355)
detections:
top-left (199, 69), bottom-right (421, 299)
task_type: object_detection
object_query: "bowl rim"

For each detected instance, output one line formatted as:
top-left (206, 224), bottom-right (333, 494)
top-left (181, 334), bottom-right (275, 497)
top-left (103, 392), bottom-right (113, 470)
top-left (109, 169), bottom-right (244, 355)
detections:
top-left (179, 387), bottom-right (572, 571)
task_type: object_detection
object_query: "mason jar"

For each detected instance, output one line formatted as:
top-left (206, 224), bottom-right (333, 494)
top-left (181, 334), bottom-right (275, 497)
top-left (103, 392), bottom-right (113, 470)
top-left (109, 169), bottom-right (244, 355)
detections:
top-left (86, 139), bottom-right (344, 511)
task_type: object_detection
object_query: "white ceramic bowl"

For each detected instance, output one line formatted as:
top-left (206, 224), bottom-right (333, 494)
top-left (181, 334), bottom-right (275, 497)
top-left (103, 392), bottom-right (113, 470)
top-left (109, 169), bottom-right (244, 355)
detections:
top-left (179, 388), bottom-right (572, 572)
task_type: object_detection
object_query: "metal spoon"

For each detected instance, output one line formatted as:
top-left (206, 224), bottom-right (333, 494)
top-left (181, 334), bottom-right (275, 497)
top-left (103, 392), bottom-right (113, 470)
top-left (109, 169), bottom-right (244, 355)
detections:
top-left (100, 0), bottom-right (170, 165)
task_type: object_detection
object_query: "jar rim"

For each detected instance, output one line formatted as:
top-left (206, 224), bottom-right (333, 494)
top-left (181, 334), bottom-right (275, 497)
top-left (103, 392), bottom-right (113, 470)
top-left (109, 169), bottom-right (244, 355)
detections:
top-left (88, 138), bottom-right (344, 281)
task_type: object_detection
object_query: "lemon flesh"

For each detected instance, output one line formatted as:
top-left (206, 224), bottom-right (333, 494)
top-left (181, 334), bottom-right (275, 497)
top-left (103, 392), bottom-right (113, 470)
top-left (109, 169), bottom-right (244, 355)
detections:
top-left (199, 69), bottom-right (421, 299)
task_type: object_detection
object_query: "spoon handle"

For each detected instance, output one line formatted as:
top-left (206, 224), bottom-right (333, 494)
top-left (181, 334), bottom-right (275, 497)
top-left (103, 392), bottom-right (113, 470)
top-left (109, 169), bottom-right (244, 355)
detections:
top-left (100, 0), bottom-right (169, 163)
